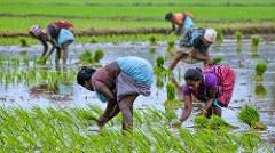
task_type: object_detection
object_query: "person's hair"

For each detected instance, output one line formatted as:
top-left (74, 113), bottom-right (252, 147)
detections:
top-left (77, 66), bottom-right (96, 86)
top-left (184, 68), bottom-right (203, 81)
top-left (165, 13), bottom-right (173, 21)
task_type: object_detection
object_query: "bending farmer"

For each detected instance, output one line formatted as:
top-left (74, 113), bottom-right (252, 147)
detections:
top-left (170, 28), bottom-right (217, 68)
top-left (165, 12), bottom-right (195, 35)
top-left (77, 56), bottom-right (153, 130)
top-left (29, 21), bottom-right (74, 64)
top-left (174, 65), bottom-right (236, 126)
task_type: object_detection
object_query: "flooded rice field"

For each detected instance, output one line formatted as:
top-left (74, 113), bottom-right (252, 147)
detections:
top-left (0, 39), bottom-right (275, 148)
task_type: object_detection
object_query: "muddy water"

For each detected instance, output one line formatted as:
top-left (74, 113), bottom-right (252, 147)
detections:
top-left (0, 39), bottom-right (275, 148)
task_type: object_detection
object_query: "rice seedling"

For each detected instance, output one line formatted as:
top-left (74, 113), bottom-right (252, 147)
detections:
top-left (156, 55), bottom-right (165, 68)
top-left (166, 81), bottom-right (175, 100)
top-left (0, 105), bottom-right (271, 152)
top-left (212, 57), bottom-right (223, 64)
top-left (234, 31), bottom-right (243, 42)
top-left (255, 62), bottom-right (267, 81)
top-left (93, 49), bottom-right (104, 63)
top-left (255, 84), bottom-right (267, 98)
top-left (78, 50), bottom-right (94, 64)
top-left (155, 77), bottom-right (165, 89)
top-left (166, 39), bottom-right (175, 53)
top-left (216, 29), bottom-right (224, 42)
top-left (256, 62), bottom-right (267, 76)
top-left (194, 115), bottom-right (231, 129)
top-left (149, 35), bottom-right (157, 47)
top-left (251, 35), bottom-right (260, 55)
top-left (20, 39), bottom-right (28, 47)
top-left (238, 104), bottom-right (266, 130)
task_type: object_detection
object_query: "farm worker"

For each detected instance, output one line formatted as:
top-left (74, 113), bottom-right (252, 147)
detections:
top-left (169, 28), bottom-right (217, 69)
top-left (165, 12), bottom-right (195, 35)
top-left (77, 56), bottom-right (153, 131)
top-left (172, 65), bottom-right (236, 127)
top-left (29, 21), bottom-right (74, 64)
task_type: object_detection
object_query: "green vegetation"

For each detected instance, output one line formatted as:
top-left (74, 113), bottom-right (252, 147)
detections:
top-left (1, 0), bottom-right (275, 34)
top-left (256, 62), bottom-right (267, 76)
top-left (235, 31), bottom-right (243, 42)
top-left (215, 29), bottom-right (224, 42)
top-left (0, 105), bottom-right (268, 152)
top-left (79, 50), bottom-right (94, 64)
top-left (195, 115), bottom-right (231, 129)
top-left (255, 84), bottom-right (267, 98)
top-left (238, 105), bottom-right (266, 130)
top-left (212, 57), bottom-right (223, 65)
top-left (94, 49), bottom-right (104, 63)
top-left (166, 81), bottom-right (175, 100)
top-left (149, 35), bottom-right (157, 46)
top-left (251, 35), bottom-right (261, 53)
top-left (156, 55), bottom-right (165, 67)
top-left (78, 49), bottom-right (105, 64)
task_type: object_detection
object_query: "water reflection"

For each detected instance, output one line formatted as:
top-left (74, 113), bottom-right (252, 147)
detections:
top-left (0, 39), bottom-right (275, 147)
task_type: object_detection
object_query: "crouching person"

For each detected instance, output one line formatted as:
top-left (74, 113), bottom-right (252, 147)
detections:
top-left (77, 56), bottom-right (153, 131)
top-left (173, 65), bottom-right (236, 127)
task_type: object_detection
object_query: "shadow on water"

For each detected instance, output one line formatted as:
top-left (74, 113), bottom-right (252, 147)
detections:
top-left (0, 39), bottom-right (275, 147)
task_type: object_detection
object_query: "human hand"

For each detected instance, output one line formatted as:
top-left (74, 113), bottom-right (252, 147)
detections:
top-left (170, 121), bottom-right (183, 128)
top-left (198, 107), bottom-right (207, 116)
top-left (189, 50), bottom-right (196, 58)
top-left (96, 119), bottom-right (105, 129)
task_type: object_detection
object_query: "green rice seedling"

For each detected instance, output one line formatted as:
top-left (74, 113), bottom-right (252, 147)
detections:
top-left (20, 39), bottom-right (28, 47)
top-left (164, 109), bottom-right (177, 122)
top-left (212, 57), bottom-right (223, 64)
top-left (23, 55), bottom-right (30, 67)
top-left (210, 115), bottom-right (230, 128)
top-left (149, 35), bottom-right (157, 46)
top-left (216, 29), bottom-right (224, 42)
top-left (238, 104), bottom-right (266, 130)
top-left (234, 31), bottom-right (243, 43)
top-left (79, 50), bottom-right (94, 64)
top-left (164, 99), bottom-right (181, 110)
top-left (237, 132), bottom-right (263, 153)
top-left (255, 84), bottom-right (267, 98)
top-left (251, 35), bottom-right (260, 48)
top-left (149, 47), bottom-right (156, 54)
top-left (156, 55), bottom-right (165, 67)
top-left (194, 115), bottom-right (209, 128)
top-left (251, 35), bottom-right (260, 54)
top-left (194, 115), bottom-right (231, 129)
top-left (167, 40), bottom-right (175, 49)
top-left (156, 77), bottom-right (164, 89)
top-left (90, 37), bottom-right (97, 43)
top-left (256, 62), bottom-right (267, 76)
top-left (255, 62), bottom-right (267, 81)
top-left (93, 49), bottom-right (104, 63)
top-left (166, 81), bottom-right (175, 100)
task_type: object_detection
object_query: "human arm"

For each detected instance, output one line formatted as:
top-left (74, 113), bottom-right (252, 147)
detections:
top-left (174, 23), bottom-right (183, 35)
top-left (189, 48), bottom-right (212, 65)
top-left (172, 23), bottom-right (176, 32)
top-left (169, 49), bottom-right (190, 70)
top-left (40, 40), bottom-right (48, 57)
top-left (179, 95), bottom-right (193, 122)
top-left (46, 39), bottom-right (57, 57)
top-left (93, 81), bottom-right (117, 128)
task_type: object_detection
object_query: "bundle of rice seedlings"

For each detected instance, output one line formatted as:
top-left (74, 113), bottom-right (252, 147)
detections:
top-left (210, 115), bottom-right (230, 128)
top-left (194, 115), bottom-right (209, 128)
top-left (237, 105), bottom-right (266, 130)
top-left (195, 115), bottom-right (232, 129)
